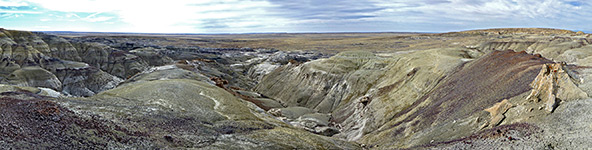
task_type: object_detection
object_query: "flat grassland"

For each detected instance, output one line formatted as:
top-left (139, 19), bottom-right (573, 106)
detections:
top-left (50, 28), bottom-right (579, 53)
top-left (49, 31), bottom-right (493, 53)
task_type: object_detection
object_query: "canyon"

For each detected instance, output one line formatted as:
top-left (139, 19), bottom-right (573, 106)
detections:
top-left (1, 28), bottom-right (592, 149)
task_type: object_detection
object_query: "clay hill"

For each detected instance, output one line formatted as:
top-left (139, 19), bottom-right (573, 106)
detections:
top-left (1, 28), bottom-right (592, 149)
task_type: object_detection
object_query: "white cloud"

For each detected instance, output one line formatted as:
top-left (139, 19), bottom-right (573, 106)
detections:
top-left (24, 0), bottom-right (288, 33)
top-left (0, 0), bottom-right (28, 7)
top-left (0, 10), bottom-right (40, 14)
top-left (80, 12), bottom-right (112, 22)
top-left (8, 0), bottom-right (592, 33)
top-left (3, 13), bottom-right (20, 18)
top-left (361, 0), bottom-right (591, 31)
top-left (22, 25), bottom-right (91, 31)
top-left (82, 16), bottom-right (112, 22)
top-left (372, 0), bottom-right (582, 22)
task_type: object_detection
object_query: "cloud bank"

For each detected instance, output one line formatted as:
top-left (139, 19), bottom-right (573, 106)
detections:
top-left (0, 0), bottom-right (590, 33)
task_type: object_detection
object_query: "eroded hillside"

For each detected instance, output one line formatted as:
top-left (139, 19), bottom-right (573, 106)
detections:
top-left (1, 28), bottom-right (592, 149)
top-left (254, 28), bottom-right (592, 149)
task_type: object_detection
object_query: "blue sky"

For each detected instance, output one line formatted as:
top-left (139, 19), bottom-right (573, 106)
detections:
top-left (0, 0), bottom-right (590, 33)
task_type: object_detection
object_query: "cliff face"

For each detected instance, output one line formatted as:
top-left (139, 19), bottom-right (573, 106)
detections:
top-left (256, 48), bottom-right (476, 142)
top-left (0, 30), bottom-right (140, 96)
top-left (256, 51), bottom-right (384, 112)
top-left (67, 42), bottom-right (149, 79)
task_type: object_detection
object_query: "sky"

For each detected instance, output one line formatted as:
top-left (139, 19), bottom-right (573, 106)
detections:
top-left (0, 0), bottom-right (590, 33)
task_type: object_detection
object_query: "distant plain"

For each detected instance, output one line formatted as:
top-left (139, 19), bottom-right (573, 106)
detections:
top-left (47, 31), bottom-right (492, 53)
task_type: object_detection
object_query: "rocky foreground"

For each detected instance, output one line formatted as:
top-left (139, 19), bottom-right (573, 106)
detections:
top-left (1, 28), bottom-right (592, 149)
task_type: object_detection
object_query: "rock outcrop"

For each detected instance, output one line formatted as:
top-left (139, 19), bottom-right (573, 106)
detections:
top-left (526, 63), bottom-right (588, 112)
top-left (484, 99), bottom-right (514, 127)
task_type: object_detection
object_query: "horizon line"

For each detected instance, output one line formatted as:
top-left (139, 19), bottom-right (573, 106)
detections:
top-left (2, 27), bottom-right (589, 35)
top-left (37, 30), bottom-right (434, 35)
